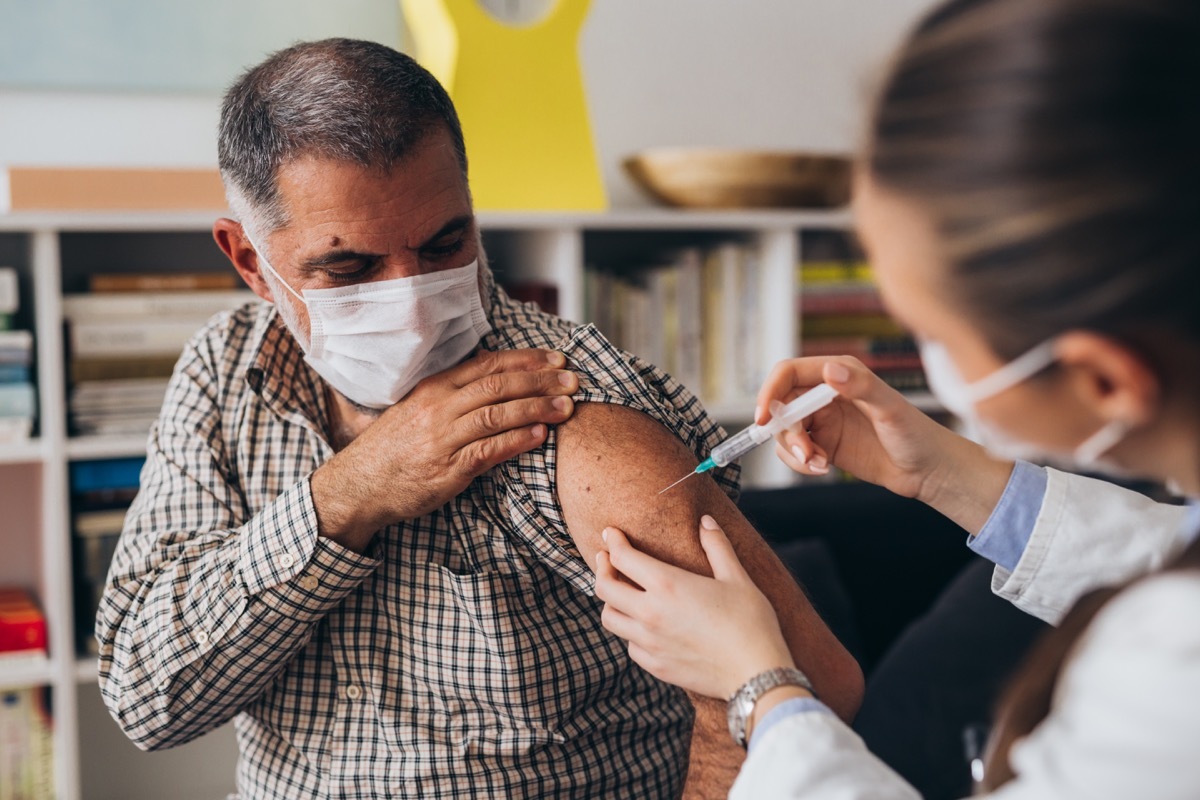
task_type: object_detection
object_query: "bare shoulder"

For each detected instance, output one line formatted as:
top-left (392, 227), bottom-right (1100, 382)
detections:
top-left (555, 401), bottom-right (740, 574)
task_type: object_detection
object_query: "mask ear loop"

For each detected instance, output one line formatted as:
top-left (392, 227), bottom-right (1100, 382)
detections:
top-left (963, 340), bottom-right (1059, 404)
top-left (245, 232), bottom-right (306, 305)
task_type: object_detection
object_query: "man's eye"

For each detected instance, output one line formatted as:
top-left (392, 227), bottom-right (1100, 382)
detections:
top-left (323, 262), bottom-right (374, 282)
top-left (423, 236), bottom-right (465, 258)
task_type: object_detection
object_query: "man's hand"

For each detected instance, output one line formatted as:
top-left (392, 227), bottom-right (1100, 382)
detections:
top-left (311, 348), bottom-right (578, 551)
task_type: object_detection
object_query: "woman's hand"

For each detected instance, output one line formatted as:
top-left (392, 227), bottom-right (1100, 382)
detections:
top-left (756, 356), bottom-right (1012, 534)
top-left (595, 515), bottom-right (795, 701)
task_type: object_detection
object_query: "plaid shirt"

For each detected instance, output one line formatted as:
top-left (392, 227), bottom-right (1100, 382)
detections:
top-left (97, 268), bottom-right (740, 799)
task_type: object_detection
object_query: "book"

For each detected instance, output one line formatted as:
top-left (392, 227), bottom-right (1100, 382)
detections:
top-left (70, 355), bottom-right (179, 383)
top-left (0, 365), bottom-right (30, 384)
top-left (0, 589), bottom-right (47, 658)
top-left (72, 510), bottom-right (126, 656)
top-left (0, 330), bottom-right (33, 359)
top-left (0, 166), bottom-right (225, 212)
top-left (0, 268), bottom-right (16, 315)
top-left (799, 260), bottom-right (875, 285)
top-left (502, 282), bottom-right (559, 316)
top-left (68, 457), bottom-right (145, 494)
top-left (802, 314), bottom-right (908, 339)
top-left (68, 318), bottom-right (207, 358)
top-left (0, 686), bottom-right (55, 799)
top-left (88, 272), bottom-right (241, 293)
top-left (63, 290), bottom-right (256, 321)
top-left (0, 384), bottom-right (35, 418)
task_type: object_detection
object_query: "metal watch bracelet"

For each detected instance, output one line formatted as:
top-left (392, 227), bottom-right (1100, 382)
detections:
top-left (726, 666), bottom-right (815, 749)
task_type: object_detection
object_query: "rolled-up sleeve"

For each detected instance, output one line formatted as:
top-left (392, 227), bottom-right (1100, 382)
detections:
top-left (96, 342), bottom-right (379, 751)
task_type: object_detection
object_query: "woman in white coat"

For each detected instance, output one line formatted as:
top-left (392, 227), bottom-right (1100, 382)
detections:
top-left (593, 0), bottom-right (1200, 796)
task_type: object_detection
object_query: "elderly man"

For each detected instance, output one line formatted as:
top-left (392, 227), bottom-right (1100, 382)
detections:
top-left (97, 38), bottom-right (861, 799)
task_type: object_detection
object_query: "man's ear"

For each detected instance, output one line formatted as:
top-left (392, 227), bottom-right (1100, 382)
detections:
top-left (1056, 331), bottom-right (1161, 427)
top-left (213, 218), bottom-right (273, 303)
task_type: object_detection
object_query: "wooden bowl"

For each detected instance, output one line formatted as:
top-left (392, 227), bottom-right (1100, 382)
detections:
top-left (623, 148), bottom-right (852, 209)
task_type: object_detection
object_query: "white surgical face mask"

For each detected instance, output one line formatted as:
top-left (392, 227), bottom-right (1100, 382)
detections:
top-left (251, 236), bottom-right (491, 409)
top-left (918, 338), bottom-right (1130, 471)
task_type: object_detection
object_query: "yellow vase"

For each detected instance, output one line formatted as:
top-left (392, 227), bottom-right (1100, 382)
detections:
top-left (402, 0), bottom-right (608, 211)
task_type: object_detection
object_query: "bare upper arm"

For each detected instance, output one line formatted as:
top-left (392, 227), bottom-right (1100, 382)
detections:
top-left (555, 401), bottom-right (864, 720)
top-left (556, 401), bottom-right (738, 576)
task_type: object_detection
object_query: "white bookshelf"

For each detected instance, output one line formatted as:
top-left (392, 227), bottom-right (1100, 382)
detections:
top-left (0, 207), bottom-right (937, 800)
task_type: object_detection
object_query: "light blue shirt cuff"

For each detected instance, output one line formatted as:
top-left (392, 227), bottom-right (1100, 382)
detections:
top-left (748, 696), bottom-right (832, 754)
top-left (1183, 501), bottom-right (1200, 545)
top-left (968, 460), bottom-right (1048, 572)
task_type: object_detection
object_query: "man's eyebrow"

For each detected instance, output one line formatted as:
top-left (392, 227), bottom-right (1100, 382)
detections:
top-left (418, 215), bottom-right (473, 248)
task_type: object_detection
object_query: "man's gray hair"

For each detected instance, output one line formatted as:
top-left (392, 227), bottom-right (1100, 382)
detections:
top-left (218, 38), bottom-right (468, 237)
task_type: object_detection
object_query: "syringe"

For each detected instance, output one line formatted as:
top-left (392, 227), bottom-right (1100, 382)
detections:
top-left (659, 383), bottom-right (839, 495)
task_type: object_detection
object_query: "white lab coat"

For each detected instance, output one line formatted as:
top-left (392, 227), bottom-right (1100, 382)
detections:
top-left (731, 468), bottom-right (1199, 800)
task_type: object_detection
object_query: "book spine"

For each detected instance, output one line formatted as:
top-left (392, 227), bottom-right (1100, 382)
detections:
top-left (89, 272), bottom-right (241, 293)
top-left (62, 290), bottom-right (255, 320)
top-left (68, 319), bottom-right (202, 358)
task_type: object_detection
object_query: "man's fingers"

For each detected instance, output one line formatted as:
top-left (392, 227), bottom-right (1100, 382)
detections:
top-left (456, 366), bottom-right (578, 414)
top-left (444, 348), bottom-right (567, 388)
top-left (455, 395), bottom-right (574, 444)
top-left (698, 515), bottom-right (748, 583)
top-left (455, 424), bottom-right (548, 476)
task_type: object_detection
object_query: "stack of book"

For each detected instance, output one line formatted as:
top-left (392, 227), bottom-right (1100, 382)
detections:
top-left (0, 686), bottom-right (54, 799)
top-left (585, 242), bottom-right (762, 406)
top-left (64, 273), bottom-right (254, 438)
top-left (70, 458), bottom-right (143, 656)
top-left (0, 268), bottom-right (37, 443)
top-left (798, 259), bottom-right (926, 394)
top-left (0, 588), bottom-right (47, 671)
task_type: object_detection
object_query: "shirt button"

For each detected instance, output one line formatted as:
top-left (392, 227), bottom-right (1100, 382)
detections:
top-left (195, 630), bottom-right (210, 646)
top-left (298, 575), bottom-right (319, 590)
top-left (345, 685), bottom-right (362, 700)
top-left (279, 552), bottom-right (296, 569)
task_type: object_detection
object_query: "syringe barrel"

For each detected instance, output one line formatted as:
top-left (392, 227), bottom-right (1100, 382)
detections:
top-left (709, 423), bottom-right (771, 467)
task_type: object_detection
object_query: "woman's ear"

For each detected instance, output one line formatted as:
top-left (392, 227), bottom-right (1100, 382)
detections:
top-left (213, 218), bottom-right (274, 302)
top-left (1055, 331), bottom-right (1161, 427)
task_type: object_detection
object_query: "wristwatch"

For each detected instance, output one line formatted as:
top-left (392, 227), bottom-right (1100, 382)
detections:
top-left (726, 666), bottom-right (815, 749)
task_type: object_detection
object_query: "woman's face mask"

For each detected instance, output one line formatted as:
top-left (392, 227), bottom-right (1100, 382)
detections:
top-left (250, 234), bottom-right (491, 410)
top-left (919, 339), bottom-right (1130, 471)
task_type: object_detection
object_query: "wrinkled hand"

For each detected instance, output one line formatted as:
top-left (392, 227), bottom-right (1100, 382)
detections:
top-left (756, 356), bottom-right (964, 501)
top-left (595, 516), bottom-right (794, 701)
top-left (313, 348), bottom-right (577, 549)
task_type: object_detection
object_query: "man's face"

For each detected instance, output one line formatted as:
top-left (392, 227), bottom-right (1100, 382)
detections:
top-left (256, 127), bottom-right (479, 342)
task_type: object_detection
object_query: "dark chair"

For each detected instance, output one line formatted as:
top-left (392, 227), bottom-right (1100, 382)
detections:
top-left (740, 482), bottom-right (1047, 800)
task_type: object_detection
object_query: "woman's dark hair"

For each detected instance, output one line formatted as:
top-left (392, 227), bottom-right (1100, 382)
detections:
top-left (868, 0), bottom-right (1200, 360)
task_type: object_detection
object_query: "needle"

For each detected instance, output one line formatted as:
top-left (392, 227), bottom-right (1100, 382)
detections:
top-left (658, 470), bottom-right (698, 495)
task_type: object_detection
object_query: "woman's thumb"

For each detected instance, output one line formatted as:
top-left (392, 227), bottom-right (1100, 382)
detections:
top-left (699, 515), bottom-right (746, 582)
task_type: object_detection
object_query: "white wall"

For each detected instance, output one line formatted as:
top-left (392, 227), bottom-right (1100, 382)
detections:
top-left (0, 0), bottom-right (939, 207)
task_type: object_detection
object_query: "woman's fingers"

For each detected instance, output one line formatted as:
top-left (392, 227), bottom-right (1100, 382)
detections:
top-left (698, 516), bottom-right (748, 583)
top-left (602, 526), bottom-right (688, 591)
top-left (593, 551), bottom-right (645, 612)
